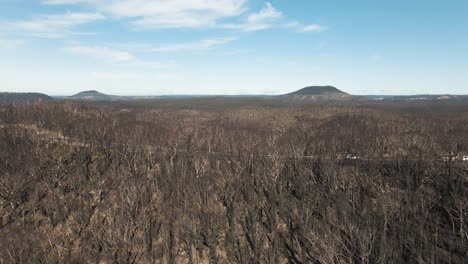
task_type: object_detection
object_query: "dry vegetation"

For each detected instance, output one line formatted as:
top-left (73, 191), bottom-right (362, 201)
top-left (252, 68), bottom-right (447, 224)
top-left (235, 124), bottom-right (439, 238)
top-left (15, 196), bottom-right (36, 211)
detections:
top-left (0, 99), bottom-right (467, 263)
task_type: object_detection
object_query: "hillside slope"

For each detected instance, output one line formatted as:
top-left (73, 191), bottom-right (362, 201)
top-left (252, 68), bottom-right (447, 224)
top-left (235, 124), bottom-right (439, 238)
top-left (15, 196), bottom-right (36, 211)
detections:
top-left (0, 92), bottom-right (53, 105)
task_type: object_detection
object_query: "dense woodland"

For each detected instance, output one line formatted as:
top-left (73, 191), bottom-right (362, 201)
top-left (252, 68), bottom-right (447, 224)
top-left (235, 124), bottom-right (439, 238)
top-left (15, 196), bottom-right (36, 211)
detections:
top-left (0, 99), bottom-right (467, 263)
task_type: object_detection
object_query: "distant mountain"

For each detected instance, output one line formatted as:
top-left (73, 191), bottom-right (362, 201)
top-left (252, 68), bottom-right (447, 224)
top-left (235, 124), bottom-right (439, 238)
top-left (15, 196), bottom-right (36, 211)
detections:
top-left (70, 90), bottom-right (122, 101)
top-left (0, 92), bottom-right (53, 105)
top-left (281, 86), bottom-right (364, 101)
top-left (287, 86), bottom-right (346, 95)
top-left (375, 94), bottom-right (468, 101)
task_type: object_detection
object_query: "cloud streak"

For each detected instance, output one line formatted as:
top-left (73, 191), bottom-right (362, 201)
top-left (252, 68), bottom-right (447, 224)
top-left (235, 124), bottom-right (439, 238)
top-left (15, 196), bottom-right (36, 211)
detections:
top-left (63, 45), bottom-right (175, 68)
top-left (297, 24), bottom-right (328, 33)
top-left (39, 0), bottom-right (327, 33)
top-left (217, 2), bottom-right (282, 31)
top-left (6, 12), bottom-right (104, 38)
top-left (246, 2), bottom-right (282, 24)
top-left (44, 0), bottom-right (247, 29)
top-left (64, 45), bottom-right (134, 62)
top-left (218, 2), bottom-right (327, 33)
top-left (149, 38), bottom-right (236, 52)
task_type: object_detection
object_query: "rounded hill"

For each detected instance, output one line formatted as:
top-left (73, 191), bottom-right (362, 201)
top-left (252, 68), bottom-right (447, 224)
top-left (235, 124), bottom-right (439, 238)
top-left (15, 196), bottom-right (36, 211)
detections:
top-left (281, 86), bottom-right (364, 102)
top-left (286, 86), bottom-right (347, 96)
top-left (70, 90), bottom-right (120, 101)
top-left (72, 90), bottom-right (106, 97)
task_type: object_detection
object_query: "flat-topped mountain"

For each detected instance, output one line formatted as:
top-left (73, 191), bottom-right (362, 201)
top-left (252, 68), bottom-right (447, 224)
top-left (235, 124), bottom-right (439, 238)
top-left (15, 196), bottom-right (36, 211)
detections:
top-left (281, 86), bottom-right (364, 101)
top-left (0, 92), bottom-right (53, 105)
top-left (287, 86), bottom-right (346, 96)
top-left (70, 90), bottom-right (121, 101)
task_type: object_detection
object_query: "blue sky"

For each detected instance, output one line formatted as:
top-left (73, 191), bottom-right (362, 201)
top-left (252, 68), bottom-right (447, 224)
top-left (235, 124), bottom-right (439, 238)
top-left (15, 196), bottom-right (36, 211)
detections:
top-left (1, 0), bottom-right (467, 95)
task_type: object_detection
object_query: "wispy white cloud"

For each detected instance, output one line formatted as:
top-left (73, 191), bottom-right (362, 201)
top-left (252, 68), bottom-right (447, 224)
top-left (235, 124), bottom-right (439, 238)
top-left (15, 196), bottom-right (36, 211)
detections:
top-left (6, 12), bottom-right (104, 38)
top-left (148, 38), bottom-right (236, 52)
top-left (39, 0), bottom-right (326, 33)
top-left (246, 2), bottom-right (282, 24)
top-left (64, 45), bottom-right (134, 62)
top-left (282, 21), bottom-right (328, 33)
top-left (44, 0), bottom-right (247, 29)
top-left (218, 2), bottom-right (327, 33)
top-left (131, 13), bottom-right (217, 29)
top-left (64, 44), bottom-right (175, 68)
top-left (218, 2), bottom-right (282, 31)
top-left (297, 24), bottom-right (328, 33)
top-left (104, 0), bottom-right (246, 18)
top-left (218, 23), bottom-right (269, 31)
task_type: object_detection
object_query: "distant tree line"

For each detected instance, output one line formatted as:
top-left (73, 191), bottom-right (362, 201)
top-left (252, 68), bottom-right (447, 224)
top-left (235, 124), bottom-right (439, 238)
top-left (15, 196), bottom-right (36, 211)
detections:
top-left (0, 92), bottom-right (52, 105)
